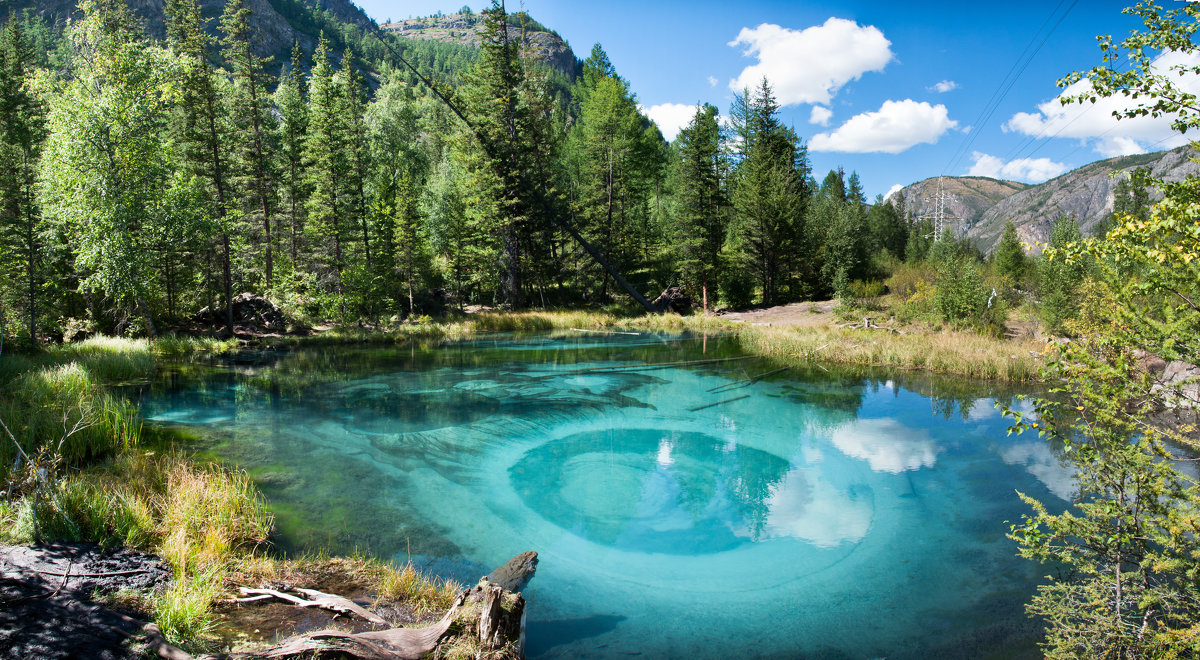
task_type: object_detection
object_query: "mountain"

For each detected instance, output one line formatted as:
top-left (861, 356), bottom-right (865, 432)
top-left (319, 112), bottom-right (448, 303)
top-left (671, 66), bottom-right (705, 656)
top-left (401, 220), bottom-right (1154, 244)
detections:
top-left (889, 176), bottom-right (1029, 229)
top-left (892, 146), bottom-right (1200, 253)
top-left (9, 0), bottom-right (375, 60)
top-left (381, 11), bottom-right (580, 79)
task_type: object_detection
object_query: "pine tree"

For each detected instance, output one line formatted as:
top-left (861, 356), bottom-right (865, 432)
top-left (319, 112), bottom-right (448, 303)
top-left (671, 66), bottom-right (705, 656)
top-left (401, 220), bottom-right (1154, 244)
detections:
top-left (303, 34), bottom-right (349, 315)
top-left (670, 103), bottom-right (726, 311)
top-left (992, 221), bottom-right (1027, 284)
top-left (274, 42), bottom-right (307, 267)
top-left (166, 0), bottom-right (235, 335)
top-left (220, 0), bottom-right (278, 289)
top-left (339, 48), bottom-right (371, 273)
top-left (0, 16), bottom-right (47, 346)
top-left (728, 79), bottom-right (808, 304)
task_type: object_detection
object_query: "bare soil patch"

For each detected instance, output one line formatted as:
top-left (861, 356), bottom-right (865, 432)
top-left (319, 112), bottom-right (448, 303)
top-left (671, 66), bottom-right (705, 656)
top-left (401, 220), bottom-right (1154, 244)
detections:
top-left (716, 301), bottom-right (838, 327)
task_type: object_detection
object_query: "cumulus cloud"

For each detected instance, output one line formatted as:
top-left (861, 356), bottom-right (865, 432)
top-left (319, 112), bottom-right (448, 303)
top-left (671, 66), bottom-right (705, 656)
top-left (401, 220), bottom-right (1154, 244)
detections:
top-left (928, 80), bottom-right (958, 93)
top-left (830, 418), bottom-right (940, 473)
top-left (810, 99), bottom-right (957, 153)
top-left (809, 105), bottom-right (833, 126)
top-left (1004, 50), bottom-right (1200, 156)
top-left (707, 75), bottom-right (718, 87)
top-left (967, 152), bottom-right (1068, 183)
top-left (884, 184), bottom-right (904, 201)
top-left (641, 103), bottom-right (699, 142)
top-left (728, 18), bottom-right (892, 106)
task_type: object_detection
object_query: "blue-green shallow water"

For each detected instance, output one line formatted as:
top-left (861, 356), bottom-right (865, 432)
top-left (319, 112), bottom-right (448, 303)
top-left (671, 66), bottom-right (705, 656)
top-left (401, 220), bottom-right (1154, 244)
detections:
top-left (132, 331), bottom-right (1072, 659)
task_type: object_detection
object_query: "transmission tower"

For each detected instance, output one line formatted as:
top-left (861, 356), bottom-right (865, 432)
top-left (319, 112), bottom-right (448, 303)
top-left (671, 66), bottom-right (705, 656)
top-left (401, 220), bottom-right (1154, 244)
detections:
top-left (920, 176), bottom-right (961, 240)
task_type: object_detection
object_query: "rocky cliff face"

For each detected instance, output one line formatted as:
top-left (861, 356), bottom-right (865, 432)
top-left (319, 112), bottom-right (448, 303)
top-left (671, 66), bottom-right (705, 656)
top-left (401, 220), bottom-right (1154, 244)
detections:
top-left (892, 146), bottom-right (1199, 253)
top-left (966, 147), bottom-right (1199, 252)
top-left (381, 12), bottom-right (579, 78)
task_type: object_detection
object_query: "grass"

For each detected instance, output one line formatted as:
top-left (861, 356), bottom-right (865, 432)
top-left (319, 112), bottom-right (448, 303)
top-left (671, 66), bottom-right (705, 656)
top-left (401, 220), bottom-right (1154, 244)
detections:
top-left (268, 307), bottom-right (1043, 382)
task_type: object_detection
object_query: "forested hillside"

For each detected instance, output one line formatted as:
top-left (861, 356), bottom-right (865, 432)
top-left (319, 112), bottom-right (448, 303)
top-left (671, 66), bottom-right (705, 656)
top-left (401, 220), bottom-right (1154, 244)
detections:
top-left (0, 0), bottom-right (910, 345)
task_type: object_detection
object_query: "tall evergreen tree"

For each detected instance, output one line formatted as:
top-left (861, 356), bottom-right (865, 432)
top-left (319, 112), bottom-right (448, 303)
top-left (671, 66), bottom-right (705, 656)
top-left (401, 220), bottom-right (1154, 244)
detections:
top-left (339, 48), bottom-right (371, 272)
top-left (303, 34), bottom-right (349, 314)
top-left (670, 103), bottom-right (726, 310)
top-left (728, 79), bottom-right (808, 304)
top-left (0, 16), bottom-right (47, 346)
top-left (166, 0), bottom-right (235, 335)
top-left (274, 42), bottom-right (307, 267)
top-left (220, 0), bottom-right (278, 289)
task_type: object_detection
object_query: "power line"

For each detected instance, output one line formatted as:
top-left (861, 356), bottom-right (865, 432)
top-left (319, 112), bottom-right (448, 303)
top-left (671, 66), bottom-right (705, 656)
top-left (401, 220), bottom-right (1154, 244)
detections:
top-left (942, 0), bottom-right (1080, 177)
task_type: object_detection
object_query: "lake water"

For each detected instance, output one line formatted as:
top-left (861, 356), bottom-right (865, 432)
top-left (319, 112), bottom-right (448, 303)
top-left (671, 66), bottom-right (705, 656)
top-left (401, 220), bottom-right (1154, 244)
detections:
top-left (135, 331), bottom-right (1071, 659)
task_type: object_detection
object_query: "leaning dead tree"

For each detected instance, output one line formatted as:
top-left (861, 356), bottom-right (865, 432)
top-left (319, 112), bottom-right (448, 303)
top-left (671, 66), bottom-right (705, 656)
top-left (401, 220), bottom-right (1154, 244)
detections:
top-left (363, 4), bottom-right (658, 313)
top-left (142, 551), bottom-right (539, 660)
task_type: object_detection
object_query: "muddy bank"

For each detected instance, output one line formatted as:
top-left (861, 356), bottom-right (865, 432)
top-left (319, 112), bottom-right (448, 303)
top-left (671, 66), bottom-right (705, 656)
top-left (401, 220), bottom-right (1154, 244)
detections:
top-left (0, 542), bottom-right (170, 659)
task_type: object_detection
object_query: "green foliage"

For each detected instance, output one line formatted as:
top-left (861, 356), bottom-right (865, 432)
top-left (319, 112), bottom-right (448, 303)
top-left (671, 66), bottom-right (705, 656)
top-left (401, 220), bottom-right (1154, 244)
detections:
top-left (669, 103), bottom-right (726, 309)
top-left (992, 221), bottom-right (1028, 284)
top-left (727, 80), bottom-right (809, 305)
top-left (933, 255), bottom-right (988, 325)
top-left (1037, 216), bottom-right (1086, 334)
top-left (1006, 4), bottom-right (1200, 655)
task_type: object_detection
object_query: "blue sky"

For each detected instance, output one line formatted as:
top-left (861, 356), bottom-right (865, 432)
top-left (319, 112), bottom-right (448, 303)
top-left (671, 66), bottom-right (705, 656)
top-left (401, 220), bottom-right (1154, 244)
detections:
top-left (354, 1), bottom-right (1188, 199)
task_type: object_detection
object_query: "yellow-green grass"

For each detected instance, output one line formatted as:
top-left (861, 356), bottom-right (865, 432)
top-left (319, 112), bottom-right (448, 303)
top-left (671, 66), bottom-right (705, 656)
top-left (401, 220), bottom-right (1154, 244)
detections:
top-left (272, 309), bottom-right (1043, 382)
top-left (0, 450), bottom-right (273, 649)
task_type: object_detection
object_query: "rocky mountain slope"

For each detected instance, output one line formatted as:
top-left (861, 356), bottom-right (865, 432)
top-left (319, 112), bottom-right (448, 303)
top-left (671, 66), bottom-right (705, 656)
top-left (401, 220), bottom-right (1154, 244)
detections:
top-left (381, 11), bottom-right (579, 78)
top-left (893, 146), bottom-right (1199, 253)
top-left (889, 177), bottom-right (1029, 229)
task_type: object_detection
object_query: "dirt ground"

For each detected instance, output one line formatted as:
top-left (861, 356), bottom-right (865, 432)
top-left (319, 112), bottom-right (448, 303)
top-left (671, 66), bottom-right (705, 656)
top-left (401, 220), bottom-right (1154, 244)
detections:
top-left (0, 543), bottom-right (169, 659)
top-left (715, 300), bottom-right (839, 327)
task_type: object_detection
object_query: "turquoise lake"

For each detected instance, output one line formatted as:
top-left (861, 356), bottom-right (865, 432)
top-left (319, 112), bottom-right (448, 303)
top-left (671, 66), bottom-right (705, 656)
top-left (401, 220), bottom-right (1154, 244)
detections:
top-left (134, 331), bottom-right (1072, 659)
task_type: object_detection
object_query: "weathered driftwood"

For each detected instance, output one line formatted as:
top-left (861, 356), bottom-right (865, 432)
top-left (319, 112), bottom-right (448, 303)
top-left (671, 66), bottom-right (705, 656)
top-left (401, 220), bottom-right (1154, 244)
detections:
top-left (485, 550), bottom-right (538, 593)
top-left (255, 593), bottom-right (464, 660)
top-left (837, 317), bottom-right (905, 334)
top-left (230, 586), bottom-right (388, 625)
top-left (143, 551), bottom-right (540, 660)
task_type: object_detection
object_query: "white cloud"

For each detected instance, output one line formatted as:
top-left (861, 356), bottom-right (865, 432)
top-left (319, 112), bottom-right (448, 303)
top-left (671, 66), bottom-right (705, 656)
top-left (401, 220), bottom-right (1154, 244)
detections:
top-left (809, 105), bottom-right (833, 126)
top-left (967, 151), bottom-right (1068, 183)
top-left (728, 18), bottom-right (893, 106)
top-left (830, 418), bottom-right (940, 473)
top-left (641, 103), bottom-right (698, 142)
top-left (928, 80), bottom-right (958, 93)
top-left (1004, 50), bottom-right (1200, 156)
top-left (810, 99), bottom-right (957, 153)
top-left (884, 184), bottom-right (904, 201)
top-left (707, 75), bottom-right (718, 87)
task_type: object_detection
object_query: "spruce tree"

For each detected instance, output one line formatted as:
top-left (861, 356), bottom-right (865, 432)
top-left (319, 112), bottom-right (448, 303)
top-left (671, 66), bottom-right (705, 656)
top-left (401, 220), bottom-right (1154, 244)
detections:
top-left (220, 0), bottom-right (278, 289)
top-left (303, 34), bottom-right (349, 315)
top-left (275, 43), bottom-right (307, 267)
top-left (0, 16), bottom-right (47, 346)
top-left (670, 103), bottom-right (726, 311)
top-left (728, 79), bottom-right (808, 304)
top-left (166, 0), bottom-right (235, 335)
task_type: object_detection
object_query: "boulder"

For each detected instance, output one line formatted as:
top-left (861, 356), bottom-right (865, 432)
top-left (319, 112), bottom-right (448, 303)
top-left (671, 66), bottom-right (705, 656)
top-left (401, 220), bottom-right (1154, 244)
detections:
top-left (651, 286), bottom-right (692, 314)
top-left (192, 293), bottom-right (289, 335)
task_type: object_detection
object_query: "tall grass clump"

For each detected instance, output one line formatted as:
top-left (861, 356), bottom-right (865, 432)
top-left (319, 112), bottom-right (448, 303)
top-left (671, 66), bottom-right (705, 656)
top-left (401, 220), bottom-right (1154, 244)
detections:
top-left (0, 362), bottom-right (142, 477)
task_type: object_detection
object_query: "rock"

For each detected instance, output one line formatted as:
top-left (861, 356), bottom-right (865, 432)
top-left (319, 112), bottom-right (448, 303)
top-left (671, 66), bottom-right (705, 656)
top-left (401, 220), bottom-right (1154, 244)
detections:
top-left (651, 286), bottom-right (692, 314)
top-left (192, 293), bottom-right (289, 335)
